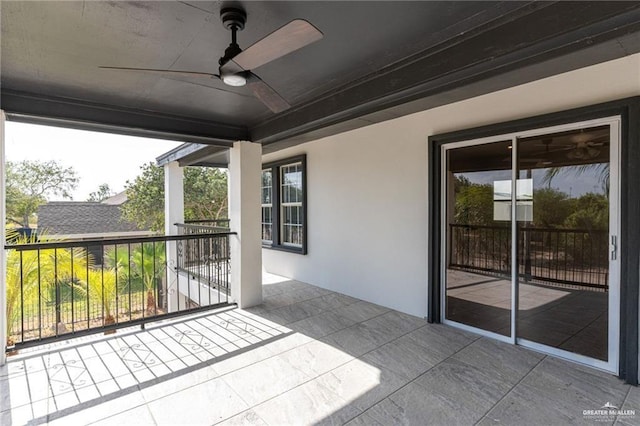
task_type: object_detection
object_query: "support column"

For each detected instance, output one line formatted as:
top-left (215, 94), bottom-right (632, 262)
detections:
top-left (229, 141), bottom-right (262, 308)
top-left (164, 161), bottom-right (184, 313)
top-left (1, 111), bottom-right (6, 365)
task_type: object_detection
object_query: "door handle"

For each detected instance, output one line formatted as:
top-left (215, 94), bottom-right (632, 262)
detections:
top-left (611, 235), bottom-right (617, 261)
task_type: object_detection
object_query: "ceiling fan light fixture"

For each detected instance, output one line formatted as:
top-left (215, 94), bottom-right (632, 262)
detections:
top-left (222, 73), bottom-right (247, 87)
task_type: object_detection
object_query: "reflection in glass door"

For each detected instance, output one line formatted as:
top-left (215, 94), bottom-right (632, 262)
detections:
top-left (442, 118), bottom-right (619, 371)
top-left (516, 125), bottom-right (614, 362)
top-left (444, 140), bottom-right (513, 338)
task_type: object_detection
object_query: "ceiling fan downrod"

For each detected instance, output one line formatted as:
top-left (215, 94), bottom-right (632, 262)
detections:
top-left (219, 8), bottom-right (246, 67)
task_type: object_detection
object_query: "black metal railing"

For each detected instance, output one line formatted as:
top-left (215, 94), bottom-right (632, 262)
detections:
top-left (449, 224), bottom-right (608, 290)
top-left (182, 218), bottom-right (230, 231)
top-left (176, 230), bottom-right (231, 296)
top-left (5, 232), bottom-right (235, 351)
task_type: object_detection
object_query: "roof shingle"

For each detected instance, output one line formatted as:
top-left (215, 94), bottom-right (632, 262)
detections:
top-left (37, 202), bottom-right (146, 235)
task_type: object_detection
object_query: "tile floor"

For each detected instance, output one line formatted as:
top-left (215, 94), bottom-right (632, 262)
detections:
top-left (0, 274), bottom-right (636, 425)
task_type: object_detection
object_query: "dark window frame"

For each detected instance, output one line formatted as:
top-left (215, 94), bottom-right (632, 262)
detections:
top-left (262, 155), bottom-right (307, 254)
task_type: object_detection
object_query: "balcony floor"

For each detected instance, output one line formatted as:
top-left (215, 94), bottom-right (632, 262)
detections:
top-left (1, 274), bottom-right (637, 425)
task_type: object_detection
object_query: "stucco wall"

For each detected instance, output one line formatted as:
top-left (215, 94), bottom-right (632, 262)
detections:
top-left (262, 53), bottom-right (640, 318)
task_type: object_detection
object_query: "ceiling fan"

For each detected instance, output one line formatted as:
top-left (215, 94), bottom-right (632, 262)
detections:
top-left (100, 7), bottom-right (323, 113)
top-left (515, 130), bottom-right (609, 165)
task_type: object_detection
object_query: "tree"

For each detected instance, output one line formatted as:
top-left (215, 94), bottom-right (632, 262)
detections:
top-left (104, 242), bottom-right (166, 315)
top-left (564, 192), bottom-right (609, 230)
top-left (88, 183), bottom-right (115, 202)
top-left (6, 160), bottom-right (78, 227)
top-left (5, 231), bottom-right (88, 346)
top-left (454, 181), bottom-right (494, 225)
top-left (121, 163), bottom-right (228, 232)
top-left (532, 187), bottom-right (571, 227)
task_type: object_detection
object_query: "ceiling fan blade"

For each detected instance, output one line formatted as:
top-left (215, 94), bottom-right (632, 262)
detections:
top-left (221, 19), bottom-right (323, 73)
top-left (99, 66), bottom-right (219, 79)
top-left (246, 73), bottom-right (290, 113)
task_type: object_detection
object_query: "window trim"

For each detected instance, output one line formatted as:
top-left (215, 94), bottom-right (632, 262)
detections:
top-left (262, 155), bottom-right (307, 254)
top-left (261, 168), bottom-right (273, 244)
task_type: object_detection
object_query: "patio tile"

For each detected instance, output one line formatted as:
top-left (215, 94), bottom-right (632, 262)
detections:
top-left (331, 300), bottom-right (390, 323)
top-left (343, 411), bottom-right (385, 426)
top-left (239, 307), bottom-right (289, 326)
top-left (288, 311), bottom-right (356, 338)
top-left (320, 323), bottom-right (391, 357)
top-left (358, 312), bottom-right (424, 344)
top-left (211, 344), bottom-right (276, 376)
top-left (1, 372), bottom-right (30, 411)
top-left (225, 309), bottom-right (289, 335)
top-left (262, 283), bottom-right (286, 298)
top-left (52, 390), bottom-right (81, 411)
top-left (306, 292), bottom-right (360, 311)
top-left (367, 381), bottom-right (487, 426)
top-left (215, 409), bottom-right (267, 425)
top-left (362, 335), bottom-right (443, 380)
top-left (617, 386), bottom-right (640, 425)
top-left (1, 404), bottom-right (35, 426)
top-left (91, 405), bottom-right (156, 425)
top-left (221, 354), bottom-right (311, 406)
top-left (252, 379), bottom-right (361, 426)
top-left (47, 389), bottom-right (147, 426)
top-left (25, 368), bottom-right (53, 403)
top-left (261, 292), bottom-right (303, 310)
top-left (404, 323), bottom-right (478, 357)
top-left (288, 285), bottom-right (333, 302)
top-left (31, 397), bottom-right (56, 419)
top-left (409, 357), bottom-right (515, 423)
top-left (451, 337), bottom-right (544, 386)
top-left (260, 331), bottom-right (314, 355)
top-left (478, 383), bottom-right (588, 425)
top-left (315, 358), bottom-right (409, 412)
top-left (279, 340), bottom-right (354, 377)
top-left (146, 377), bottom-right (248, 425)
top-left (24, 355), bottom-right (51, 374)
top-left (481, 356), bottom-right (631, 425)
top-left (269, 299), bottom-right (327, 324)
top-left (140, 364), bottom-right (219, 402)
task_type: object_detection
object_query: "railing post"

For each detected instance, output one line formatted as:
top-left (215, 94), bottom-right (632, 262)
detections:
top-left (229, 141), bottom-right (263, 308)
top-left (0, 110), bottom-right (7, 365)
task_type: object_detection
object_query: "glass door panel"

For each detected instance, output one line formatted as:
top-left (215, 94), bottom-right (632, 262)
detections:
top-left (516, 125), bottom-right (611, 361)
top-left (444, 140), bottom-right (513, 337)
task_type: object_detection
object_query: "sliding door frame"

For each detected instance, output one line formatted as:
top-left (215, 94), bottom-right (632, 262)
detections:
top-left (428, 96), bottom-right (640, 383)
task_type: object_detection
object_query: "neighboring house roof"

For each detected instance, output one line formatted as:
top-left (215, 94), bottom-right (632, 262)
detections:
top-left (102, 191), bottom-right (127, 205)
top-left (37, 201), bottom-right (146, 236)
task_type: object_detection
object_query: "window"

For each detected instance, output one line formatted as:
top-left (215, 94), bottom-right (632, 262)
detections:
top-left (261, 169), bottom-right (273, 243)
top-left (261, 155), bottom-right (307, 254)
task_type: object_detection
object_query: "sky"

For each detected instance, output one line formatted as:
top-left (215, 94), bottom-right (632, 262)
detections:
top-left (460, 166), bottom-right (606, 198)
top-left (5, 122), bottom-right (183, 201)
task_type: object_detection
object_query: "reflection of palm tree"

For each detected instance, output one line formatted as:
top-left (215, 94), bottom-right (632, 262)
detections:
top-left (543, 163), bottom-right (609, 193)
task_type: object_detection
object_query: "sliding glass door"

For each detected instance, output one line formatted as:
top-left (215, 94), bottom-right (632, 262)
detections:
top-left (442, 117), bottom-right (620, 371)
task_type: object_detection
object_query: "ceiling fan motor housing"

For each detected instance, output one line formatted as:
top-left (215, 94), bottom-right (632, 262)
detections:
top-left (221, 8), bottom-right (246, 31)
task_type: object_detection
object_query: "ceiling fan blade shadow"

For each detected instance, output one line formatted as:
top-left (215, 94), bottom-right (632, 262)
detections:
top-left (221, 19), bottom-right (323, 74)
top-left (99, 66), bottom-right (219, 79)
top-left (247, 73), bottom-right (290, 113)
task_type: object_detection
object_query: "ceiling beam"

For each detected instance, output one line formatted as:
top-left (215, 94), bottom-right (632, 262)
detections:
top-left (1, 90), bottom-right (248, 146)
top-left (252, 2), bottom-right (640, 146)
